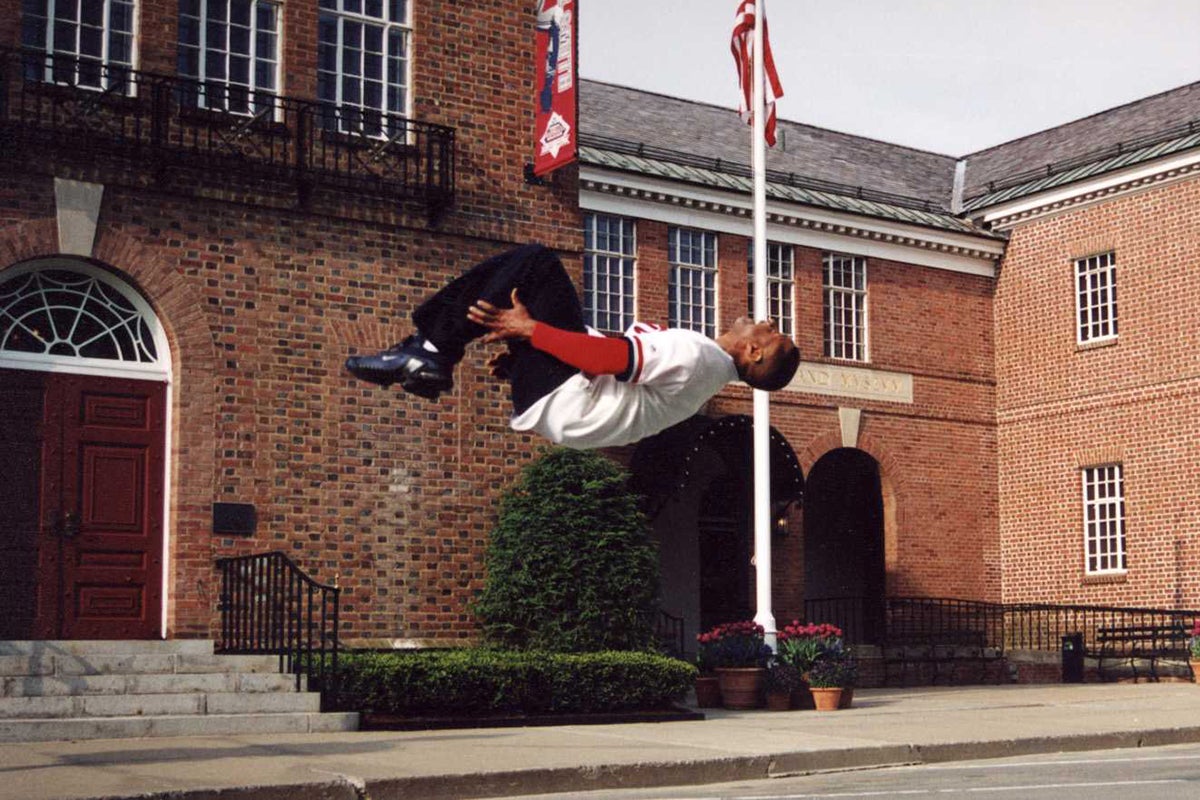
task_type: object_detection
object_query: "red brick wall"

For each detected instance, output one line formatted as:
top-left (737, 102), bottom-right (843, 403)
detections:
top-left (995, 176), bottom-right (1200, 607)
top-left (0, 0), bottom-right (579, 643)
top-left (642, 228), bottom-right (999, 607)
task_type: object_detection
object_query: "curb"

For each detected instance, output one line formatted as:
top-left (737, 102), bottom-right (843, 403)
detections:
top-left (79, 725), bottom-right (1200, 800)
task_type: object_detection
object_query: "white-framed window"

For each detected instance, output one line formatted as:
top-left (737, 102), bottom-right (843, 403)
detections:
top-left (178, 0), bottom-right (281, 116)
top-left (823, 253), bottom-right (867, 361)
top-left (583, 214), bottom-right (635, 334)
top-left (1076, 252), bottom-right (1118, 344)
top-left (747, 241), bottom-right (794, 337)
top-left (1082, 464), bottom-right (1126, 574)
top-left (668, 227), bottom-right (717, 337)
top-left (20, 0), bottom-right (136, 91)
top-left (317, 0), bottom-right (411, 137)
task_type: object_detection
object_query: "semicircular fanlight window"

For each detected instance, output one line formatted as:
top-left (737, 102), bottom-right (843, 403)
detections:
top-left (0, 268), bottom-right (159, 363)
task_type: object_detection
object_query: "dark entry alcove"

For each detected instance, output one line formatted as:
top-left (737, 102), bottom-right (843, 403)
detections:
top-left (804, 447), bottom-right (885, 642)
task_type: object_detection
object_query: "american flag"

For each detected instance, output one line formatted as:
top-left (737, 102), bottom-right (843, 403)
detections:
top-left (731, 0), bottom-right (784, 146)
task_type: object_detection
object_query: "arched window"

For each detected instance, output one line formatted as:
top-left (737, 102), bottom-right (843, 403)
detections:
top-left (0, 262), bottom-right (168, 378)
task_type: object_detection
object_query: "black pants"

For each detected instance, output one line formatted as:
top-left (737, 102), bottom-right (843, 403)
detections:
top-left (413, 243), bottom-right (585, 414)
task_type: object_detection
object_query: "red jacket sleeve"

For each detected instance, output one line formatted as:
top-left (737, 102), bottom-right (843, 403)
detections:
top-left (530, 323), bottom-right (633, 378)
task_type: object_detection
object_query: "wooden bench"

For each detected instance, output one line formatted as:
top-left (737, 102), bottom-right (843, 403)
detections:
top-left (883, 629), bottom-right (1003, 686)
top-left (1094, 623), bottom-right (1190, 681)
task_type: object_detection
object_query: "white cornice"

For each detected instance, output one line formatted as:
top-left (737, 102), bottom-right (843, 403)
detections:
top-left (579, 165), bottom-right (1004, 278)
top-left (972, 148), bottom-right (1200, 229)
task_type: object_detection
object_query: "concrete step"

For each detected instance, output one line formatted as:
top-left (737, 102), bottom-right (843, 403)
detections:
top-left (0, 652), bottom-right (284, 678)
top-left (0, 711), bottom-right (359, 742)
top-left (0, 640), bottom-right (215, 657)
top-left (0, 690), bottom-right (321, 719)
top-left (1, 670), bottom-right (303, 697)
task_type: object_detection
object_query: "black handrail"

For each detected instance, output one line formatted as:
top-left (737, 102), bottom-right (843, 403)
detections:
top-left (0, 48), bottom-right (455, 220)
top-left (216, 551), bottom-right (340, 707)
top-left (805, 596), bottom-right (1200, 655)
top-left (654, 610), bottom-right (685, 659)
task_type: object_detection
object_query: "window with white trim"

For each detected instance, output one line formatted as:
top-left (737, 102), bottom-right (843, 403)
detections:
top-left (178, 0), bottom-right (281, 116)
top-left (746, 241), bottom-right (794, 336)
top-left (20, 0), bottom-right (135, 91)
top-left (1083, 464), bottom-right (1126, 574)
top-left (0, 267), bottom-right (160, 364)
top-left (1076, 252), bottom-right (1118, 344)
top-left (317, 0), bottom-right (411, 137)
top-left (823, 253), bottom-right (867, 361)
top-left (668, 227), bottom-right (717, 337)
top-left (583, 214), bottom-right (635, 334)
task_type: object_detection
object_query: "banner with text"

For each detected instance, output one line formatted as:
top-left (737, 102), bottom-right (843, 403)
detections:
top-left (533, 0), bottom-right (577, 176)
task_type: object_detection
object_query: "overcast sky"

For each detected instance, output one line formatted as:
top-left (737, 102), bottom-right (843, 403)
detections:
top-left (578, 0), bottom-right (1200, 155)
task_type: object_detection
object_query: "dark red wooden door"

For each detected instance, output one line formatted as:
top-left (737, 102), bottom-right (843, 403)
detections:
top-left (0, 369), bottom-right (166, 639)
top-left (0, 371), bottom-right (48, 639)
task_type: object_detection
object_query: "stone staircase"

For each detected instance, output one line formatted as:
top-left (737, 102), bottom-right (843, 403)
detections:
top-left (0, 640), bottom-right (358, 742)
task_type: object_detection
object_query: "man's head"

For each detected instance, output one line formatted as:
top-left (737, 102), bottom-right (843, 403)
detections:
top-left (716, 317), bottom-right (800, 392)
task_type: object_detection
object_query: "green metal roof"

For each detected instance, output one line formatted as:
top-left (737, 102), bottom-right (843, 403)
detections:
top-left (580, 145), bottom-right (999, 239)
top-left (963, 128), bottom-right (1200, 212)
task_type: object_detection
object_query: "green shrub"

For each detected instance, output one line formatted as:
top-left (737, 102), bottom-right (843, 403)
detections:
top-left (473, 448), bottom-right (660, 652)
top-left (333, 649), bottom-right (696, 716)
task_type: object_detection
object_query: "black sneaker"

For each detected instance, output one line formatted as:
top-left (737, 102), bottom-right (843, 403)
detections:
top-left (345, 335), bottom-right (454, 399)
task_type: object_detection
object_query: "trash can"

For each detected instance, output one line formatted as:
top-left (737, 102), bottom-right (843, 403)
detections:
top-left (1061, 632), bottom-right (1084, 683)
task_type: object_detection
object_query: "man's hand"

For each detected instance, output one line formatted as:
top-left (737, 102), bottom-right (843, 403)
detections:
top-left (468, 289), bottom-right (537, 343)
top-left (486, 350), bottom-right (516, 380)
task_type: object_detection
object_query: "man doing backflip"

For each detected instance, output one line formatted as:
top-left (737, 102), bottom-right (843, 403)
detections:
top-left (345, 244), bottom-right (799, 449)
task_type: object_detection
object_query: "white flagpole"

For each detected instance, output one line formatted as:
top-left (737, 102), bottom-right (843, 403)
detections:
top-left (751, 0), bottom-right (775, 650)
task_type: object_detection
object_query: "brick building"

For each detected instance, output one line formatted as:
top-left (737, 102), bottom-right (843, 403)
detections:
top-left (0, 0), bottom-right (578, 645)
top-left (0, 1), bottom-right (1197, 655)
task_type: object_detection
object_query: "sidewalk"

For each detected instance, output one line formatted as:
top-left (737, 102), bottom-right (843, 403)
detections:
top-left (4, 683), bottom-right (1200, 800)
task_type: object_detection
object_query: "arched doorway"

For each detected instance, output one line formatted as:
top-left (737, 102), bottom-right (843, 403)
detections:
top-left (804, 448), bottom-right (885, 643)
top-left (631, 415), bottom-right (804, 650)
top-left (0, 261), bottom-right (171, 639)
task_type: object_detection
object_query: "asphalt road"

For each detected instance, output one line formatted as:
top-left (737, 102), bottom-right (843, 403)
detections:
top-left (496, 742), bottom-right (1200, 799)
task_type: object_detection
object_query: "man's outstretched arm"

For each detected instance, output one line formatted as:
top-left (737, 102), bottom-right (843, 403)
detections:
top-left (468, 290), bottom-right (632, 377)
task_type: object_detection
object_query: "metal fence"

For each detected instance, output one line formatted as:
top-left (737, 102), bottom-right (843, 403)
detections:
top-left (805, 596), bottom-right (1200, 655)
top-left (216, 551), bottom-right (341, 707)
top-left (0, 48), bottom-right (455, 218)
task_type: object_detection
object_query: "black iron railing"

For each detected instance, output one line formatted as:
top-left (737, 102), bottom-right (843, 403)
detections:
top-left (1002, 602), bottom-right (1200, 655)
top-left (805, 596), bottom-right (1200, 656)
top-left (216, 551), bottom-right (341, 705)
top-left (654, 610), bottom-right (685, 659)
top-left (0, 48), bottom-right (455, 219)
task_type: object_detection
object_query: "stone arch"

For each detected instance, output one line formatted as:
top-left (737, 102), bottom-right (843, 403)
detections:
top-left (0, 221), bottom-right (220, 637)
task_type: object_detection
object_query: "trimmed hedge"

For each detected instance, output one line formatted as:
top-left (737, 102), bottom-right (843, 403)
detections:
top-left (333, 649), bottom-right (697, 716)
top-left (473, 448), bottom-right (660, 652)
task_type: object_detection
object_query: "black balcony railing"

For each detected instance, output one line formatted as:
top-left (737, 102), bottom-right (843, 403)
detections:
top-left (216, 551), bottom-right (341, 707)
top-left (0, 49), bottom-right (455, 219)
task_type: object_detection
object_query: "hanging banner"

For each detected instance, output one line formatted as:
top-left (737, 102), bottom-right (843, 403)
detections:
top-left (532, 0), bottom-right (577, 177)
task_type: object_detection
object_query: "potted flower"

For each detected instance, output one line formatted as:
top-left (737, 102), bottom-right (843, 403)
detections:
top-left (765, 661), bottom-right (802, 710)
top-left (1189, 620), bottom-right (1200, 682)
top-left (834, 650), bottom-right (859, 709)
top-left (805, 655), bottom-right (848, 711)
top-left (777, 621), bottom-right (845, 673)
top-left (776, 621), bottom-right (845, 709)
top-left (693, 638), bottom-right (722, 708)
top-left (698, 620), bottom-right (773, 709)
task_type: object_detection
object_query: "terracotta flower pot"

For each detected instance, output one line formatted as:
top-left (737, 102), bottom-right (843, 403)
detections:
top-left (716, 667), bottom-right (766, 709)
top-left (1190, 660), bottom-right (1200, 682)
top-left (810, 687), bottom-right (843, 711)
top-left (766, 690), bottom-right (792, 711)
top-left (694, 674), bottom-right (722, 708)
